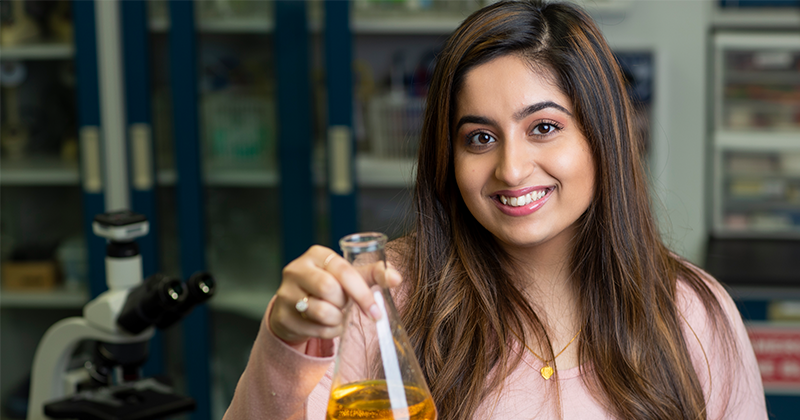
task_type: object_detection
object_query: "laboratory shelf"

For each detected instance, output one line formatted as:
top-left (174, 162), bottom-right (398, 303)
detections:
top-left (729, 286), bottom-right (800, 301)
top-left (0, 287), bottom-right (89, 309)
top-left (356, 156), bottom-right (416, 187)
top-left (712, 229), bottom-right (800, 240)
top-left (712, 8), bottom-right (800, 29)
top-left (0, 158), bottom-right (80, 186)
top-left (149, 17), bottom-right (274, 33)
top-left (156, 157), bottom-right (415, 188)
top-left (725, 70), bottom-right (800, 85)
top-left (157, 167), bottom-right (279, 187)
top-left (714, 132), bottom-right (800, 151)
top-left (208, 287), bottom-right (275, 321)
top-left (0, 43), bottom-right (74, 61)
top-left (726, 173), bottom-right (800, 181)
top-left (204, 169), bottom-right (279, 187)
top-left (724, 200), bottom-right (800, 212)
top-left (351, 16), bottom-right (463, 34)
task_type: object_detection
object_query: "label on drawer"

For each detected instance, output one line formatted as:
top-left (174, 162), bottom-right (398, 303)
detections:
top-left (328, 125), bottom-right (353, 195)
top-left (748, 323), bottom-right (800, 394)
top-left (130, 123), bottom-right (153, 190)
top-left (80, 126), bottom-right (103, 193)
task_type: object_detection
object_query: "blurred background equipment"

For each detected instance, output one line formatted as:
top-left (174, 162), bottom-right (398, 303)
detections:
top-left (27, 210), bottom-right (214, 420)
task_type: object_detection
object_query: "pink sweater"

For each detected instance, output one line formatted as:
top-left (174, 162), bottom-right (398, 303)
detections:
top-left (223, 276), bottom-right (767, 419)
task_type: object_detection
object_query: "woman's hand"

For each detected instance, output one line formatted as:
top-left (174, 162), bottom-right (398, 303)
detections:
top-left (268, 245), bottom-right (403, 351)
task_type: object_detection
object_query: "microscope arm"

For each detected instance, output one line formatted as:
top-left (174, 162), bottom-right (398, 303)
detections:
top-left (27, 317), bottom-right (153, 420)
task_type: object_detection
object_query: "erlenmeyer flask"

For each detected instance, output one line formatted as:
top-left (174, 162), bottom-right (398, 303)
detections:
top-left (326, 232), bottom-right (436, 420)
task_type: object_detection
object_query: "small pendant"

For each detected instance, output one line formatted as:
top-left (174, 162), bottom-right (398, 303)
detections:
top-left (540, 365), bottom-right (554, 380)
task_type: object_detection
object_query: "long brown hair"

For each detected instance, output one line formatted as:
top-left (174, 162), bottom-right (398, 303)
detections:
top-left (397, 1), bottom-right (736, 419)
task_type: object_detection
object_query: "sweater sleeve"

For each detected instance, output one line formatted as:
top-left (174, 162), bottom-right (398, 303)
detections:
top-left (677, 274), bottom-right (768, 420)
top-left (222, 297), bottom-right (336, 420)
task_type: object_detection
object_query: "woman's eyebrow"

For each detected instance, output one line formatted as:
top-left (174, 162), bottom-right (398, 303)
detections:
top-left (454, 115), bottom-right (498, 133)
top-left (513, 101), bottom-right (572, 121)
top-left (455, 101), bottom-right (572, 132)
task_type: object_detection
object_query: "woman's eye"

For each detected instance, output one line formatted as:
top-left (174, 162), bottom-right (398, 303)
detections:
top-left (467, 132), bottom-right (495, 146)
top-left (532, 123), bottom-right (557, 135)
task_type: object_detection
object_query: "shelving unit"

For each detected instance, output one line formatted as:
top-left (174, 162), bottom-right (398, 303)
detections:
top-left (352, 16), bottom-right (462, 34)
top-left (149, 17), bottom-right (274, 33)
top-left (0, 158), bottom-right (80, 185)
top-left (0, 5), bottom-right (85, 411)
top-left (712, 7), bottom-right (800, 29)
top-left (208, 287), bottom-right (275, 321)
top-left (716, 132), bottom-right (800, 151)
top-left (153, 156), bottom-right (414, 188)
top-left (0, 43), bottom-right (74, 60)
top-left (710, 32), bottom-right (800, 238)
top-left (0, 287), bottom-right (88, 309)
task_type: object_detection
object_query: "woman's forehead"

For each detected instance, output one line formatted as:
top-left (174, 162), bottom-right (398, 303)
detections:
top-left (455, 56), bottom-right (571, 117)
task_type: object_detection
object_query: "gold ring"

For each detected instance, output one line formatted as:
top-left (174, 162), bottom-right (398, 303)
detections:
top-left (322, 253), bottom-right (336, 270)
top-left (295, 296), bottom-right (309, 318)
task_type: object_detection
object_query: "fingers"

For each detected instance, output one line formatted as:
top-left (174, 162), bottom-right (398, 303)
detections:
top-left (294, 295), bottom-right (344, 327)
top-left (269, 244), bottom-right (405, 346)
top-left (363, 261), bottom-right (403, 289)
top-left (322, 252), bottom-right (383, 321)
top-left (269, 292), bottom-right (344, 344)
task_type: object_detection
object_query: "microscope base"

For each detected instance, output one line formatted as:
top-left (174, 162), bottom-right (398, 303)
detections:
top-left (43, 377), bottom-right (195, 420)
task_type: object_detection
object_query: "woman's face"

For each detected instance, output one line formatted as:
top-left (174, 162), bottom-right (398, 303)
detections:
top-left (453, 55), bottom-right (595, 253)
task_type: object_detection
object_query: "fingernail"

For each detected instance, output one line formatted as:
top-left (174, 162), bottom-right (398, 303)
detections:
top-left (369, 304), bottom-right (382, 321)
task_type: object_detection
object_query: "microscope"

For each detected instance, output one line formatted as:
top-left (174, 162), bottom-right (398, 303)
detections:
top-left (27, 210), bottom-right (216, 420)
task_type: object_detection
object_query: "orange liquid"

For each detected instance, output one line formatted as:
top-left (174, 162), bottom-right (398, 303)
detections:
top-left (326, 380), bottom-right (437, 420)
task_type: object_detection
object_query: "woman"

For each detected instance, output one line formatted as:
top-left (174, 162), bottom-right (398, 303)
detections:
top-left (224, 1), bottom-right (766, 419)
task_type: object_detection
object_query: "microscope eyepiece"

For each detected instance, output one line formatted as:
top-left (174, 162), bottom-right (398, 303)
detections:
top-left (187, 272), bottom-right (215, 302)
top-left (155, 272), bottom-right (217, 329)
top-left (117, 274), bottom-right (187, 334)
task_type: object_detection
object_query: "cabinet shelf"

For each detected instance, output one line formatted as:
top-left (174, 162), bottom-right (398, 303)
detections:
top-left (725, 70), bottom-right (800, 85)
top-left (357, 156), bottom-right (415, 187)
top-left (150, 14), bottom-right (467, 35)
top-left (156, 156), bottom-right (415, 188)
top-left (0, 43), bottom-right (74, 60)
top-left (352, 16), bottom-right (463, 34)
top-left (0, 287), bottom-right (88, 309)
top-left (712, 9), bottom-right (800, 30)
top-left (0, 158), bottom-right (80, 186)
top-left (726, 173), bottom-right (800, 181)
top-left (157, 165), bottom-right (279, 187)
top-left (725, 199), bottom-right (800, 211)
top-left (208, 287), bottom-right (275, 321)
top-left (715, 228), bottom-right (800, 240)
top-left (724, 98), bottom-right (800, 109)
top-left (149, 17), bottom-right (274, 33)
top-left (715, 132), bottom-right (800, 151)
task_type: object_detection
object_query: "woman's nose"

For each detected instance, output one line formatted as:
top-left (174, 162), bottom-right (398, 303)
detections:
top-left (494, 139), bottom-right (533, 187)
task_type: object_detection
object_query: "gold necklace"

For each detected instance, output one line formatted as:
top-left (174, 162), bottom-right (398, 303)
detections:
top-left (510, 328), bottom-right (581, 380)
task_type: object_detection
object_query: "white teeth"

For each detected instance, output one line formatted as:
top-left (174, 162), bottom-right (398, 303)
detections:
top-left (499, 189), bottom-right (548, 207)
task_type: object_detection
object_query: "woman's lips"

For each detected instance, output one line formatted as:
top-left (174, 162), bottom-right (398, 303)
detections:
top-left (492, 187), bottom-right (553, 216)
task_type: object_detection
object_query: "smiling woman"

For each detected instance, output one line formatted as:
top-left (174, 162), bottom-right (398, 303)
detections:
top-left (453, 55), bottom-right (595, 253)
top-left (222, 2), bottom-right (768, 420)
